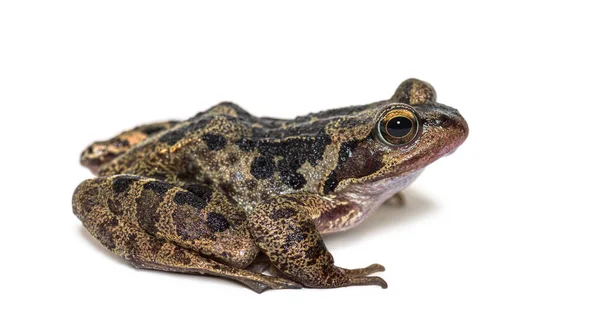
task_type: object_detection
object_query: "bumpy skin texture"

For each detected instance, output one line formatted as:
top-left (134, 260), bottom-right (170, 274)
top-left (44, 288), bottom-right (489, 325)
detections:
top-left (74, 78), bottom-right (469, 292)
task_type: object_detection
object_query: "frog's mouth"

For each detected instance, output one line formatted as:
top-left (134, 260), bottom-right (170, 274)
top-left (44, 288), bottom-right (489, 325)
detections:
top-left (445, 147), bottom-right (459, 156)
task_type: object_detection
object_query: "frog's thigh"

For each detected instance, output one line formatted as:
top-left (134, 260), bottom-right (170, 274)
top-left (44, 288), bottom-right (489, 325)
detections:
top-left (72, 175), bottom-right (301, 293)
top-left (248, 194), bottom-right (387, 289)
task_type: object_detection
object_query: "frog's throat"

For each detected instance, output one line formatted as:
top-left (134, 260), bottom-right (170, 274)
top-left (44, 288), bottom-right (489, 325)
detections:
top-left (317, 170), bottom-right (423, 234)
top-left (341, 169), bottom-right (424, 208)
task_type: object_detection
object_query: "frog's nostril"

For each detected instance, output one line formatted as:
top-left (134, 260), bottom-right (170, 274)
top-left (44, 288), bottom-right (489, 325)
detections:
top-left (438, 116), bottom-right (453, 128)
top-left (439, 110), bottom-right (468, 132)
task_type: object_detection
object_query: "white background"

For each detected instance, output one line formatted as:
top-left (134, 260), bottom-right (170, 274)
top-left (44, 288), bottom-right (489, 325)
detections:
top-left (1, 1), bottom-right (598, 333)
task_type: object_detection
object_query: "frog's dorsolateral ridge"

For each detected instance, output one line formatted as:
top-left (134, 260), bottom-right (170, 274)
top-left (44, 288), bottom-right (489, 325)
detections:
top-left (73, 78), bottom-right (469, 292)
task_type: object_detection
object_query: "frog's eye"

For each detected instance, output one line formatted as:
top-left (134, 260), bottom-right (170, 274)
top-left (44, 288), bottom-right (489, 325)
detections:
top-left (376, 106), bottom-right (419, 146)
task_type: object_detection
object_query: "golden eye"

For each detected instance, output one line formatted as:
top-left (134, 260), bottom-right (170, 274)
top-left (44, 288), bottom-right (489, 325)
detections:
top-left (377, 106), bottom-right (419, 146)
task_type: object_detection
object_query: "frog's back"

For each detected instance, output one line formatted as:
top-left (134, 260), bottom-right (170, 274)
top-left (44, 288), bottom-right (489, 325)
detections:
top-left (97, 102), bottom-right (378, 209)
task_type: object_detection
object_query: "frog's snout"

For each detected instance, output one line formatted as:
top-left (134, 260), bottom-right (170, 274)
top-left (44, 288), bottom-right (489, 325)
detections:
top-left (444, 109), bottom-right (468, 142)
top-left (430, 106), bottom-right (469, 153)
top-left (412, 103), bottom-right (469, 162)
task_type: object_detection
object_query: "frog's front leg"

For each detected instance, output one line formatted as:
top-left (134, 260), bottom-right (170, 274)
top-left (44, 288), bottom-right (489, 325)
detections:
top-left (72, 175), bottom-right (301, 292)
top-left (248, 193), bottom-right (387, 289)
top-left (384, 192), bottom-right (406, 206)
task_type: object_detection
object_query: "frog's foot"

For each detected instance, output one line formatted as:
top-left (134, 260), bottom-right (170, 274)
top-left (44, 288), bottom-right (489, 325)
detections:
top-left (249, 193), bottom-right (388, 289)
top-left (384, 192), bottom-right (405, 206)
top-left (130, 257), bottom-right (301, 293)
top-left (72, 175), bottom-right (301, 293)
top-left (343, 264), bottom-right (388, 288)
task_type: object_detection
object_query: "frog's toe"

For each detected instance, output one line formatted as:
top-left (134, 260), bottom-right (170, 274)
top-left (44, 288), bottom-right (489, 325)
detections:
top-left (342, 264), bottom-right (387, 288)
top-left (346, 263), bottom-right (385, 277)
top-left (348, 276), bottom-right (388, 289)
top-left (243, 276), bottom-right (302, 293)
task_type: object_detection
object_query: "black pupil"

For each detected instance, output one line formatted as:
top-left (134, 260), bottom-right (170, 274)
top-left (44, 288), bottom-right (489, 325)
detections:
top-left (387, 117), bottom-right (412, 137)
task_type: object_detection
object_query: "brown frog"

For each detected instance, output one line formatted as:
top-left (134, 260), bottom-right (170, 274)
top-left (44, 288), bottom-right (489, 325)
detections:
top-left (73, 78), bottom-right (468, 292)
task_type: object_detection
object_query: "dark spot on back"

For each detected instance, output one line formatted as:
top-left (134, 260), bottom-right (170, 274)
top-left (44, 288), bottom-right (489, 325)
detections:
top-left (280, 170), bottom-right (306, 190)
top-left (255, 134), bottom-right (331, 167)
top-left (159, 128), bottom-right (187, 145)
top-left (173, 191), bottom-right (208, 210)
top-left (248, 134), bottom-right (331, 186)
top-left (323, 171), bottom-right (338, 195)
top-left (202, 133), bottom-right (227, 151)
top-left (251, 156), bottom-right (275, 179)
top-left (206, 212), bottom-right (231, 233)
top-left (143, 181), bottom-right (173, 197)
top-left (112, 175), bottom-right (140, 194)
top-left (183, 184), bottom-right (213, 203)
top-left (236, 138), bottom-right (255, 152)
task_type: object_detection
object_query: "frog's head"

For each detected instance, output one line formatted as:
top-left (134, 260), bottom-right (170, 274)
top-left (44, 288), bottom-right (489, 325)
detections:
top-left (323, 79), bottom-right (468, 196)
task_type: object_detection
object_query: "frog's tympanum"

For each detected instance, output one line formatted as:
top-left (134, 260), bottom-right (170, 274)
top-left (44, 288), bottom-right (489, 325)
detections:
top-left (73, 79), bottom-right (468, 292)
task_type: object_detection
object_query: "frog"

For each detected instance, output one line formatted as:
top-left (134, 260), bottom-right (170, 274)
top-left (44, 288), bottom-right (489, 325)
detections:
top-left (72, 78), bottom-right (469, 292)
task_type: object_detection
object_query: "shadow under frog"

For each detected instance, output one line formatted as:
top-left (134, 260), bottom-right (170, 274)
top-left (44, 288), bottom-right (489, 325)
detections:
top-left (73, 78), bottom-right (468, 292)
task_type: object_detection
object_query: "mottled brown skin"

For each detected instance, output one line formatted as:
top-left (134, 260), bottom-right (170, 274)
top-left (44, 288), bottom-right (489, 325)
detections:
top-left (73, 78), bottom-right (469, 292)
top-left (80, 121), bottom-right (180, 174)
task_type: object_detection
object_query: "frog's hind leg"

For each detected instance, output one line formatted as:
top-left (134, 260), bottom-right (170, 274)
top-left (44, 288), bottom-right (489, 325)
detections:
top-left (128, 250), bottom-right (299, 293)
top-left (80, 121), bottom-right (180, 175)
top-left (248, 193), bottom-right (387, 289)
top-left (72, 175), bottom-right (301, 293)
